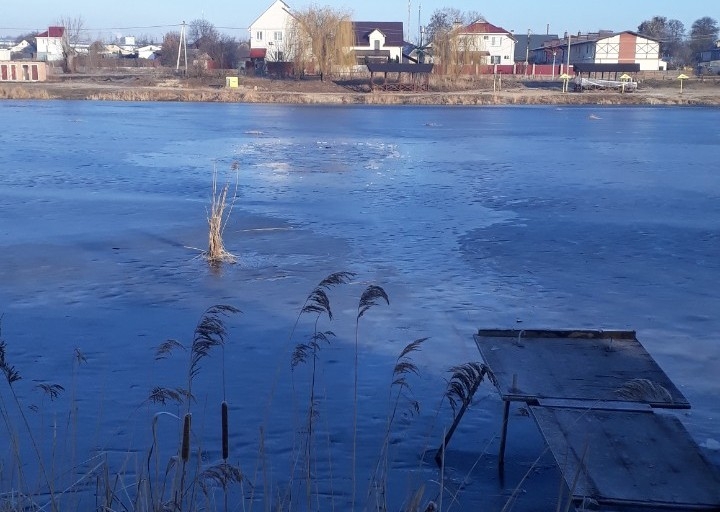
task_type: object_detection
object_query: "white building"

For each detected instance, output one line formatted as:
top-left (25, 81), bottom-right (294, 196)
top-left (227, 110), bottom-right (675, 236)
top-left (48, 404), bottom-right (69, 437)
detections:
top-left (537, 31), bottom-right (666, 71)
top-left (456, 20), bottom-right (516, 66)
top-left (350, 22), bottom-right (404, 64)
top-left (36, 26), bottom-right (65, 62)
top-left (249, 0), bottom-right (293, 62)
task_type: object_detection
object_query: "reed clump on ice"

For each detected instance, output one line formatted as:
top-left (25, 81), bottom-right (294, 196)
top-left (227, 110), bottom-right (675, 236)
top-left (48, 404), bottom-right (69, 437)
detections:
top-left (205, 162), bottom-right (239, 265)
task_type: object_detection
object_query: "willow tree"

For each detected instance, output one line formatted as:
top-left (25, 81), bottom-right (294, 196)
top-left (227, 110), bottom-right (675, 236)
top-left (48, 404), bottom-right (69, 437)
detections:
top-left (427, 10), bottom-right (486, 76)
top-left (288, 6), bottom-right (356, 80)
top-left (432, 25), bottom-right (485, 76)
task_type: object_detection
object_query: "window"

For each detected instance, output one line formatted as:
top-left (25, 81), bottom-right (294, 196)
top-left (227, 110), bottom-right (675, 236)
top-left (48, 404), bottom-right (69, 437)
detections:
top-left (491, 37), bottom-right (497, 46)
top-left (256, 31), bottom-right (263, 41)
top-left (490, 55), bottom-right (501, 64)
top-left (274, 31), bottom-right (283, 42)
top-left (276, 51), bottom-right (284, 61)
top-left (374, 40), bottom-right (380, 50)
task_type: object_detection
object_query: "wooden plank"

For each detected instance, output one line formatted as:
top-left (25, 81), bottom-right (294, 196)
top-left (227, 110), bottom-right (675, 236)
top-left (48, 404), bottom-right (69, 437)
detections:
top-left (535, 398), bottom-right (652, 412)
top-left (474, 329), bottom-right (689, 408)
top-left (530, 406), bottom-right (720, 509)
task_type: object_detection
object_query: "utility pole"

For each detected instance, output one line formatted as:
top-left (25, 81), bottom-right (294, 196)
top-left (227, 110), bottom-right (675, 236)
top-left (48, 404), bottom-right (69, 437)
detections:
top-left (525, 29), bottom-right (530, 75)
top-left (176, 21), bottom-right (188, 76)
top-left (418, 2), bottom-right (421, 45)
top-left (566, 32), bottom-right (571, 72)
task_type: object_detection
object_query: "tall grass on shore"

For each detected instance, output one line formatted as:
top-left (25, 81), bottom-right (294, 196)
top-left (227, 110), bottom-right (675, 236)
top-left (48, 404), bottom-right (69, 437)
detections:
top-left (0, 320), bottom-right (61, 512)
top-left (289, 271), bottom-right (354, 510)
top-left (0, 275), bottom-right (517, 512)
top-left (148, 304), bottom-right (242, 512)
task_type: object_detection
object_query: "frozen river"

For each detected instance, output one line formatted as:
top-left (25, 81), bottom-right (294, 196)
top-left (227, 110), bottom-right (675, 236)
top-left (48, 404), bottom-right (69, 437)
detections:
top-left (0, 100), bottom-right (719, 510)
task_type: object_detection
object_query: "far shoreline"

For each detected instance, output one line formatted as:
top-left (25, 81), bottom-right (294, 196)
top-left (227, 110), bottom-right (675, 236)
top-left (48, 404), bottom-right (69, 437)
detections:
top-left (2, 72), bottom-right (720, 107)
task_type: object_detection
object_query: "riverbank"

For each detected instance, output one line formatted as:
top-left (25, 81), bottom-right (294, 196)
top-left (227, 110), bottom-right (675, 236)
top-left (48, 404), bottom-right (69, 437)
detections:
top-left (2, 72), bottom-right (720, 106)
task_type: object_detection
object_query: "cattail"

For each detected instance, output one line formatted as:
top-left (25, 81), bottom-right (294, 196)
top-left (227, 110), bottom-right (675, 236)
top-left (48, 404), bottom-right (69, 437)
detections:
top-left (221, 401), bottom-right (229, 461)
top-left (181, 413), bottom-right (192, 463)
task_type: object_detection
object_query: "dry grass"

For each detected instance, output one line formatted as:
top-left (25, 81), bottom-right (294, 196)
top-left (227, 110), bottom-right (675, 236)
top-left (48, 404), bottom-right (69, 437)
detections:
top-left (0, 86), bottom-right (52, 100)
top-left (205, 165), bottom-right (237, 266)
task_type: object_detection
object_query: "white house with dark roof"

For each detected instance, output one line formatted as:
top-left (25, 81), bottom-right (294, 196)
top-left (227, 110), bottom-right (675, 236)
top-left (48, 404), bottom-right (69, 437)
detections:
top-left (249, 0), bottom-right (293, 62)
top-left (350, 21), bottom-right (404, 64)
top-left (36, 26), bottom-right (65, 61)
top-left (456, 20), bottom-right (515, 65)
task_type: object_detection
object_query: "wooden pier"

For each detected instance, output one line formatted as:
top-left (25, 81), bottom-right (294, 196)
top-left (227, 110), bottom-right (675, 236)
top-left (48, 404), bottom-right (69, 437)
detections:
top-left (471, 329), bottom-right (720, 511)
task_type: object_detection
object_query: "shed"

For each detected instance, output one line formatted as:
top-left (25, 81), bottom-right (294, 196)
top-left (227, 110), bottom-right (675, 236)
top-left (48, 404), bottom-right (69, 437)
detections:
top-left (366, 62), bottom-right (433, 91)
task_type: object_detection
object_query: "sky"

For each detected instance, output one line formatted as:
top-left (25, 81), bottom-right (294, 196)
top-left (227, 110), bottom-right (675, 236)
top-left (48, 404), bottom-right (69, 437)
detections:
top-left (0, 0), bottom-right (715, 42)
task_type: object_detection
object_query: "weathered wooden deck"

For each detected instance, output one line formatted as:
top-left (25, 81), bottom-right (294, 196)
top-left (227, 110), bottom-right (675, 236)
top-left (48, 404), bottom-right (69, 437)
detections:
top-left (473, 329), bottom-right (720, 511)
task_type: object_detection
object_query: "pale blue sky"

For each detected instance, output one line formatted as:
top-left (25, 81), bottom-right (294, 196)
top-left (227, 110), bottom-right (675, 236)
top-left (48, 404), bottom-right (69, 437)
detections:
top-left (0, 0), bottom-right (715, 42)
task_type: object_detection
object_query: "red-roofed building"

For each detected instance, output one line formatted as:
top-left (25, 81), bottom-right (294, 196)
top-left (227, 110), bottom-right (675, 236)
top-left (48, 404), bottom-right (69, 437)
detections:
top-left (37, 26), bottom-right (65, 62)
top-left (456, 20), bottom-right (516, 66)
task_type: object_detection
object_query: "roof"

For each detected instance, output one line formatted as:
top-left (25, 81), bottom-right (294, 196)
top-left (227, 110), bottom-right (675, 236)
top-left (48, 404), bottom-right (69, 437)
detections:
top-left (544, 30), bottom-right (661, 49)
top-left (573, 63), bottom-right (641, 73)
top-left (514, 34), bottom-right (559, 60)
top-left (366, 62), bottom-right (433, 73)
top-left (353, 22), bottom-right (404, 47)
top-left (37, 26), bottom-right (64, 38)
top-left (461, 21), bottom-right (512, 36)
top-left (249, 0), bottom-right (291, 29)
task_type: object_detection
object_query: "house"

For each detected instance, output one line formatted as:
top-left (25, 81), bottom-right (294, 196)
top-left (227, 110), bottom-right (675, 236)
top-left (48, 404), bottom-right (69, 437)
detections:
top-left (350, 21), bottom-right (404, 64)
top-left (36, 26), bottom-right (65, 62)
top-left (534, 31), bottom-right (666, 71)
top-left (102, 44), bottom-right (122, 57)
top-left (513, 33), bottom-right (559, 63)
top-left (698, 40), bottom-right (720, 75)
top-left (249, 0), bottom-right (293, 62)
top-left (455, 20), bottom-right (516, 66)
top-left (0, 39), bottom-right (32, 60)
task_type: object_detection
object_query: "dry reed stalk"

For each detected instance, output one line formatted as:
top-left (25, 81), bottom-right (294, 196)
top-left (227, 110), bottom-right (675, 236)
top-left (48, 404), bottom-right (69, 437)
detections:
top-left (205, 167), bottom-right (237, 265)
top-left (221, 401), bottom-right (229, 461)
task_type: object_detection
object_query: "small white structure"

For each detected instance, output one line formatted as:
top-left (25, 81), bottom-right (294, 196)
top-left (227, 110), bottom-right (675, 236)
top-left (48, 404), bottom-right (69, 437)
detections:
top-left (0, 49), bottom-right (9, 61)
top-left (249, 0), bottom-right (293, 62)
top-left (36, 26), bottom-right (65, 62)
top-left (138, 45), bottom-right (161, 59)
top-left (456, 20), bottom-right (516, 65)
top-left (350, 22), bottom-right (404, 64)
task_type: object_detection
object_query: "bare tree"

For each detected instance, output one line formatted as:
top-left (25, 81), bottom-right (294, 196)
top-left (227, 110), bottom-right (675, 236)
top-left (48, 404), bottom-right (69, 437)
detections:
top-left (427, 9), bottom-right (487, 75)
top-left (210, 34), bottom-right (241, 69)
top-left (189, 18), bottom-right (219, 50)
top-left (57, 16), bottom-right (85, 73)
top-left (425, 8), bottom-right (482, 44)
top-left (87, 40), bottom-right (105, 70)
top-left (637, 16), bottom-right (687, 67)
top-left (160, 31), bottom-right (181, 67)
top-left (689, 16), bottom-right (719, 62)
top-left (288, 6), bottom-right (356, 80)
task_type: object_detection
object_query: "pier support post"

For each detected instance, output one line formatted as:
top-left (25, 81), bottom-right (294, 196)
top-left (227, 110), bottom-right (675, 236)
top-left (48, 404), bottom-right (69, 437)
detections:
top-left (498, 399), bottom-right (511, 477)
